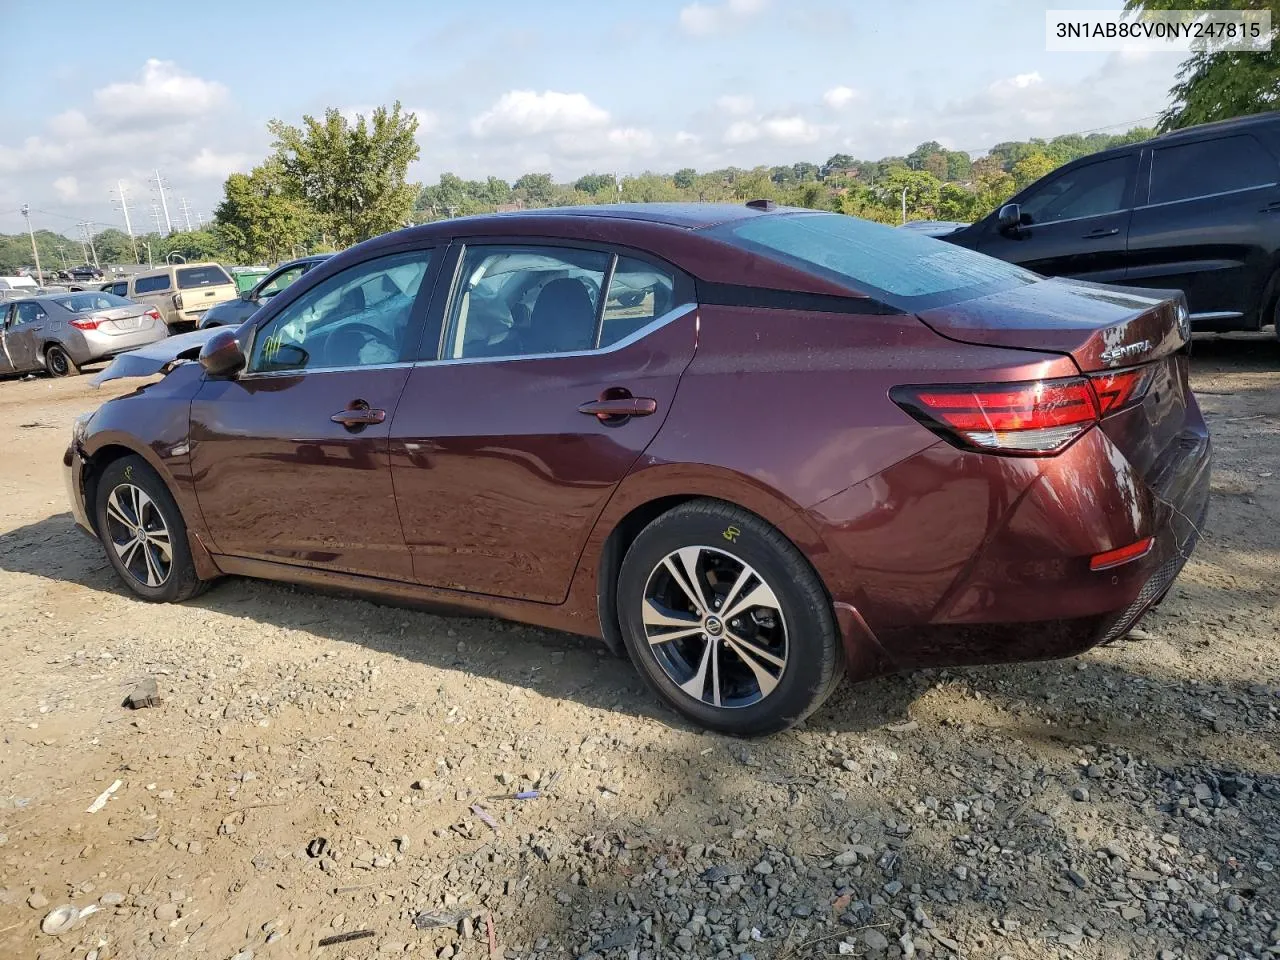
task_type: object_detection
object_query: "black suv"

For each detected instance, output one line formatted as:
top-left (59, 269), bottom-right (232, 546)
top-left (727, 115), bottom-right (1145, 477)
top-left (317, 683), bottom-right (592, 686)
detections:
top-left (945, 111), bottom-right (1280, 337)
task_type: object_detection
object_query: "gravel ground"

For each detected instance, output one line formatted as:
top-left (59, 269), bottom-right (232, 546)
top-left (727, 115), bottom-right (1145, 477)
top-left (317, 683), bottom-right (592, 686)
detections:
top-left (0, 337), bottom-right (1277, 960)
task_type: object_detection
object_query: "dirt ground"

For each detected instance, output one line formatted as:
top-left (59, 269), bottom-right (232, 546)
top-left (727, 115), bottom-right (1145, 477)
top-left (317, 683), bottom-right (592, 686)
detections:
top-left (0, 338), bottom-right (1277, 960)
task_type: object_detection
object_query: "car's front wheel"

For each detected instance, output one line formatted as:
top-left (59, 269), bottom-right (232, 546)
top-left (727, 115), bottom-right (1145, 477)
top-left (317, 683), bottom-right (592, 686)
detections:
top-left (94, 455), bottom-right (207, 603)
top-left (44, 344), bottom-right (79, 378)
top-left (617, 499), bottom-right (843, 736)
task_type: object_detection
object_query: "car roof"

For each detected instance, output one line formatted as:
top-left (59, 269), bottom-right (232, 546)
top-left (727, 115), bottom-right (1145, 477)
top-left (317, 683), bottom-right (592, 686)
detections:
top-left (1154, 109), bottom-right (1280, 143)
top-left (133, 261), bottom-right (228, 277)
top-left (428, 202), bottom-right (791, 233)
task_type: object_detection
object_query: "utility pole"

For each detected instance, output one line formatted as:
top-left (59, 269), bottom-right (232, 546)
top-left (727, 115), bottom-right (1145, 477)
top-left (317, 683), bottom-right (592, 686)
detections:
top-left (152, 169), bottom-right (173, 235)
top-left (178, 197), bottom-right (194, 232)
top-left (113, 180), bottom-right (140, 264)
top-left (78, 221), bottom-right (101, 268)
top-left (55, 243), bottom-right (68, 269)
top-left (195, 211), bottom-right (205, 230)
top-left (901, 186), bottom-right (908, 225)
top-left (19, 204), bottom-right (44, 284)
top-left (150, 203), bottom-right (163, 236)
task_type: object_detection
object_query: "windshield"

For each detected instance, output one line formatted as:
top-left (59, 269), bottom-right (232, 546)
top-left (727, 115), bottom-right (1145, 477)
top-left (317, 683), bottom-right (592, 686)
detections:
top-left (53, 292), bottom-right (133, 312)
top-left (704, 212), bottom-right (1038, 311)
top-left (177, 265), bottom-right (233, 289)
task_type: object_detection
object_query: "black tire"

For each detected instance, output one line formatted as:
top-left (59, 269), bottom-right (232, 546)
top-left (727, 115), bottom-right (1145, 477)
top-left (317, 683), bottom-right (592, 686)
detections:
top-left (617, 499), bottom-right (843, 736)
top-left (94, 455), bottom-right (207, 603)
top-left (44, 344), bottom-right (79, 378)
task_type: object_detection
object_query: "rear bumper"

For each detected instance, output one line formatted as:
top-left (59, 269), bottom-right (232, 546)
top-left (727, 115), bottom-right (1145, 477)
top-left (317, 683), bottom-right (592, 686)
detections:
top-left (78, 326), bottom-right (169, 363)
top-left (810, 405), bottom-right (1212, 676)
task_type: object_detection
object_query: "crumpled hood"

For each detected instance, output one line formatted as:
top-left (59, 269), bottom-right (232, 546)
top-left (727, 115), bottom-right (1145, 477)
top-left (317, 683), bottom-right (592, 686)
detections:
top-left (91, 328), bottom-right (222, 386)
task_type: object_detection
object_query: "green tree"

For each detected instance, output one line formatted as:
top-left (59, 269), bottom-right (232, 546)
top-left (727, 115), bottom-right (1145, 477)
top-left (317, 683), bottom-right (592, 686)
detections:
top-left (945, 151), bottom-right (973, 181)
top-left (574, 173), bottom-right (614, 195)
top-left (91, 228), bottom-right (137, 265)
top-left (1126, 0), bottom-right (1280, 128)
top-left (269, 102), bottom-right (421, 246)
top-left (1012, 151), bottom-right (1057, 190)
top-left (673, 167), bottom-right (697, 189)
top-left (513, 173), bottom-right (556, 205)
top-left (214, 159), bottom-right (314, 262)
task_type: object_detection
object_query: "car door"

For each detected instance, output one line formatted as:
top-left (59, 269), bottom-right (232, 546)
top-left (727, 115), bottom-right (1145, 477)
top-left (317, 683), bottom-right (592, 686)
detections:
top-left (188, 246), bottom-right (442, 579)
top-left (389, 242), bottom-right (698, 603)
top-left (1125, 132), bottom-right (1280, 328)
top-left (131, 274), bottom-right (173, 324)
top-left (977, 153), bottom-right (1137, 282)
top-left (0, 305), bottom-right (15, 374)
top-left (4, 300), bottom-right (49, 372)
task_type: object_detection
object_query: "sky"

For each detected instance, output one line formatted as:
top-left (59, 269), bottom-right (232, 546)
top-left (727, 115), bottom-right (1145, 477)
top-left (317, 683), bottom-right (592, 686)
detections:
top-left (0, 0), bottom-right (1184, 238)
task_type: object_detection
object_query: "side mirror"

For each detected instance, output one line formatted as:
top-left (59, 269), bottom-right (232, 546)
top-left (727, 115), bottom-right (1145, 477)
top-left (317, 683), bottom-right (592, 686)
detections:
top-left (240, 290), bottom-right (254, 301)
top-left (997, 203), bottom-right (1023, 233)
top-left (199, 329), bottom-right (245, 378)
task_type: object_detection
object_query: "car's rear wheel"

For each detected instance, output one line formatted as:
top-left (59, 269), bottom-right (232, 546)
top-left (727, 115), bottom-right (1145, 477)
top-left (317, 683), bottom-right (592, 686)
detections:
top-left (44, 344), bottom-right (79, 378)
top-left (94, 455), bottom-right (207, 603)
top-left (617, 499), bottom-right (843, 736)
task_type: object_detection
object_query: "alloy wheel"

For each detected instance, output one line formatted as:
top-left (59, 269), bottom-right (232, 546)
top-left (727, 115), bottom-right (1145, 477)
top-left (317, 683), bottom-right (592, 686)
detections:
top-left (103, 483), bottom-right (172, 587)
top-left (641, 545), bottom-right (788, 709)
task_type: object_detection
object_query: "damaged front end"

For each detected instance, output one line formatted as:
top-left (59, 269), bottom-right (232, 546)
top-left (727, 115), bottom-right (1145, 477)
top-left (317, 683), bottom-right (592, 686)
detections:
top-left (91, 328), bottom-right (223, 386)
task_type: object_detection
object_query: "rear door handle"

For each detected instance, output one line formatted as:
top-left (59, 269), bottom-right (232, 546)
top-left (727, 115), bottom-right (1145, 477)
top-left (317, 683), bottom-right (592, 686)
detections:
top-left (1082, 227), bottom-right (1119, 239)
top-left (578, 397), bottom-right (657, 420)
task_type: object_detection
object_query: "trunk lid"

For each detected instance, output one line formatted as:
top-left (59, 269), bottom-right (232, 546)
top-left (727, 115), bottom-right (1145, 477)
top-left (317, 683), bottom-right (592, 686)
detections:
top-left (914, 276), bottom-right (1188, 373)
top-left (915, 276), bottom-right (1195, 478)
top-left (88, 304), bottom-right (153, 335)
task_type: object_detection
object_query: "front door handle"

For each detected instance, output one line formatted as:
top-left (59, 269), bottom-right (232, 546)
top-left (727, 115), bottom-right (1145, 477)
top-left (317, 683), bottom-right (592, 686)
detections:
top-left (1082, 227), bottom-right (1119, 239)
top-left (331, 400), bottom-right (386, 428)
top-left (578, 397), bottom-right (657, 420)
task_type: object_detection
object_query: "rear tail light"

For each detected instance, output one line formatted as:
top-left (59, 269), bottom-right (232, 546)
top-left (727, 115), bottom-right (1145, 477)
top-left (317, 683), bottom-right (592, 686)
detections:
top-left (70, 316), bottom-right (100, 331)
top-left (891, 368), bottom-right (1152, 457)
top-left (173, 293), bottom-right (184, 310)
top-left (145, 308), bottom-right (162, 322)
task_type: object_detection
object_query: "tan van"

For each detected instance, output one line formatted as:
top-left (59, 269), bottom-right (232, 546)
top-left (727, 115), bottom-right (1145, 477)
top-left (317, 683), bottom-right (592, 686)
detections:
top-left (128, 263), bottom-right (238, 331)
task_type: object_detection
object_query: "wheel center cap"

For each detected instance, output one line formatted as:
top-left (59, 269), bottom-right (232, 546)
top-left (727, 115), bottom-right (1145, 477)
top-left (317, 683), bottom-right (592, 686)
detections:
top-left (703, 616), bottom-right (724, 637)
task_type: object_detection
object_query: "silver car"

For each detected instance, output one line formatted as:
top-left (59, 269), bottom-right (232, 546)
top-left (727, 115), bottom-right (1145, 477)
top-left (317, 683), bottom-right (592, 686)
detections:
top-left (1, 292), bottom-right (169, 378)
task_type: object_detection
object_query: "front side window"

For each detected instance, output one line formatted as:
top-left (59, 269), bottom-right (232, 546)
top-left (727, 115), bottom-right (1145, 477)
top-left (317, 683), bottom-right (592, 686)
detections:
top-left (177, 265), bottom-right (233, 289)
top-left (443, 246), bottom-right (610, 359)
top-left (257, 265), bottom-right (306, 300)
top-left (1150, 135), bottom-right (1277, 205)
top-left (247, 250), bottom-right (432, 374)
top-left (1019, 156), bottom-right (1133, 224)
top-left (134, 275), bottom-right (170, 294)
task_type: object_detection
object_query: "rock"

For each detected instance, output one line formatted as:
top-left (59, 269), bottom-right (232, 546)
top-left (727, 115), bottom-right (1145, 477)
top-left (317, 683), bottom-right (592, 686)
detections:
top-left (1065, 869), bottom-right (1088, 889)
top-left (28, 891), bottom-right (49, 909)
top-left (154, 903), bottom-right (179, 923)
top-left (123, 677), bottom-right (161, 710)
top-left (1072, 787), bottom-right (1090, 802)
top-left (100, 892), bottom-right (125, 907)
top-left (753, 860), bottom-right (773, 875)
top-left (864, 929), bottom-right (890, 952)
top-left (1225, 894), bottom-right (1244, 913)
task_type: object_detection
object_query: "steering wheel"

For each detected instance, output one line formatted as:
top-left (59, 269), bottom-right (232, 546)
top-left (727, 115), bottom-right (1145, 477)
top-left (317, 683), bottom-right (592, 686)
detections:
top-left (323, 322), bottom-right (400, 367)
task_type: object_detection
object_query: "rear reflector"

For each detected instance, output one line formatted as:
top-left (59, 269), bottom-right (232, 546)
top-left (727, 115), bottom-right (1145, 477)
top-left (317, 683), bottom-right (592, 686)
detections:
top-left (1090, 536), bottom-right (1154, 571)
top-left (892, 368), bottom-right (1152, 457)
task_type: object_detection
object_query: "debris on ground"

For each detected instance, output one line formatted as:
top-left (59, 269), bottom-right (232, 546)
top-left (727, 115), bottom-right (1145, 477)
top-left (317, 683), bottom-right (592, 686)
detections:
top-left (121, 676), bottom-right (161, 709)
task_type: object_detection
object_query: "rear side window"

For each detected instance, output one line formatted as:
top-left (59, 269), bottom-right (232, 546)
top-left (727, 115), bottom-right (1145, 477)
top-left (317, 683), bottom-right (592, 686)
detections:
top-left (177, 265), bottom-right (233, 289)
top-left (599, 256), bottom-right (677, 347)
top-left (134, 275), bottom-right (170, 294)
top-left (706, 212), bottom-right (1038, 311)
top-left (1149, 135), bottom-right (1277, 204)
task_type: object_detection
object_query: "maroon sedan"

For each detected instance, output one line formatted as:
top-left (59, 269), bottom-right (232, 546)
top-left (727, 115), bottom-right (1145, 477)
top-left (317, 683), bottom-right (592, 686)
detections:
top-left (65, 203), bottom-right (1210, 735)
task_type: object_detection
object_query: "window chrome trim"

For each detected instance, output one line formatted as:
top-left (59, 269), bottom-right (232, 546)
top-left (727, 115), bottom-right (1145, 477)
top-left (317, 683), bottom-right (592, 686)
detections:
top-left (426, 302), bottom-right (697, 367)
top-left (1136, 181), bottom-right (1277, 210)
top-left (1017, 209), bottom-right (1131, 228)
top-left (237, 360), bottom-right (417, 381)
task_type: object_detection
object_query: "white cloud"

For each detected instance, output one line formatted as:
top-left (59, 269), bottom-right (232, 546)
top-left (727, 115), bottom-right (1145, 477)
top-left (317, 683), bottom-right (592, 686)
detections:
top-left (93, 59), bottom-right (228, 123)
top-left (186, 148), bottom-right (253, 181)
top-left (470, 90), bottom-right (609, 138)
top-left (724, 114), bottom-right (822, 145)
top-left (989, 71), bottom-right (1044, 95)
top-left (822, 86), bottom-right (860, 110)
top-left (52, 176), bottom-right (78, 201)
top-left (606, 127), bottom-right (655, 149)
top-left (716, 94), bottom-right (755, 116)
top-left (679, 0), bottom-right (768, 35)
